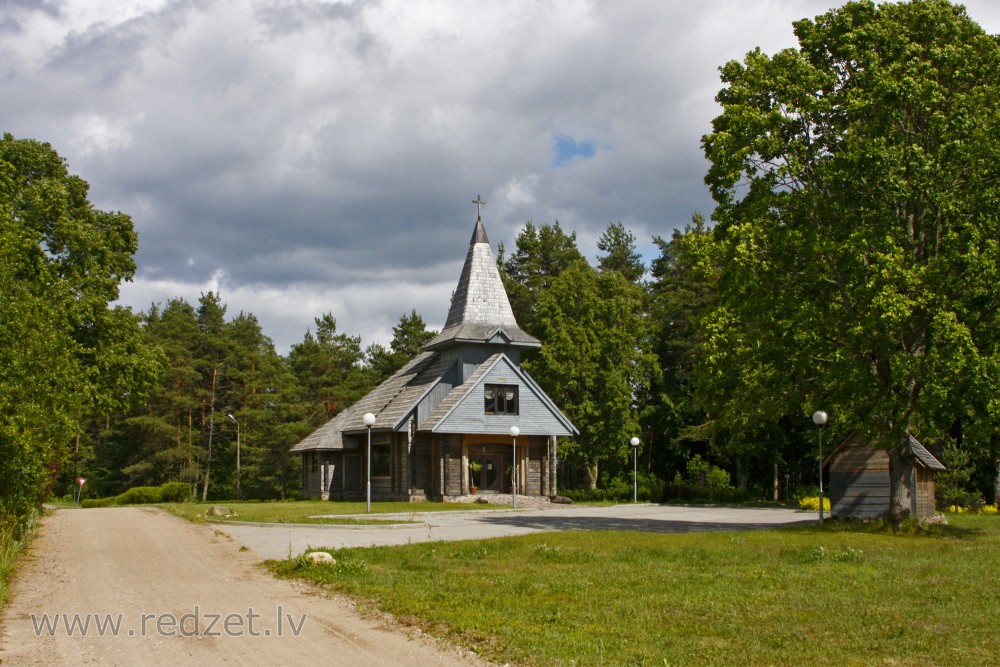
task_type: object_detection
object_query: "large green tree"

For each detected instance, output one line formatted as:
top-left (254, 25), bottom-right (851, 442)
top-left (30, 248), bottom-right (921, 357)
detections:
top-left (527, 261), bottom-right (660, 489)
top-left (701, 0), bottom-right (1000, 521)
top-left (499, 221), bottom-right (584, 333)
top-left (0, 134), bottom-right (161, 523)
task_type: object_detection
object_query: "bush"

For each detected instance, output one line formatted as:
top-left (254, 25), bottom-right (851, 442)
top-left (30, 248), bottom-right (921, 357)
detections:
top-left (798, 496), bottom-right (831, 512)
top-left (683, 455), bottom-right (732, 491)
top-left (117, 486), bottom-right (161, 505)
top-left (655, 455), bottom-right (744, 504)
top-left (159, 482), bottom-right (192, 503)
top-left (80, 482), bottom-right (192, 508)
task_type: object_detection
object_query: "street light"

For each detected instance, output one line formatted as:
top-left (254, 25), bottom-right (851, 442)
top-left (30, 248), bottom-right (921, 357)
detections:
top-left (812, 410), bottom-right (828, 524)
top-left (630, 437), bottom-right (640, 502)
top-left (364, 412), bottom-right (376, 513)
top-left (510, 426), bottom-right (520, 508)
top-left (227, 414), bottom-right (240, 500)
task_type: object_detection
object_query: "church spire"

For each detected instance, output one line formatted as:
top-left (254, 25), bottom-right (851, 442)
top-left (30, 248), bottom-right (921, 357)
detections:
top-left (422, 199), bottom-right (540, 351)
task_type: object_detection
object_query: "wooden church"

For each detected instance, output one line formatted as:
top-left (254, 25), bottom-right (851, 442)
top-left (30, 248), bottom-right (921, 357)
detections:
top-left (291, 204), bottom-right (577, 502)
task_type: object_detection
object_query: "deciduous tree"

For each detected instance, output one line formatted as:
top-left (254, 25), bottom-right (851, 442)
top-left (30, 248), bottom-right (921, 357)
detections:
top-left (527, 261), bottom-right (660, 488)
top-left (0, 134), bottom-right (161, 523)
top-left (701, 0), bottom-right (1000, 522)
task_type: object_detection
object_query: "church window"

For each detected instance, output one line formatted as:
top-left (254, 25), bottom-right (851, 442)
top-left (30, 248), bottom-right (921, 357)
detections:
top-left (485, 384), bottom-right (519, 415)
top-left (372, 443), bottom-right (391, 477)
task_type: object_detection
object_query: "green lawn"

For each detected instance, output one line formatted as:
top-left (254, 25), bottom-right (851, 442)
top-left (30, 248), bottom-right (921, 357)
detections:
top-left (267, 515), bottom-right (1000, 666)
top-left (160, 499), bottom-right (504, 525)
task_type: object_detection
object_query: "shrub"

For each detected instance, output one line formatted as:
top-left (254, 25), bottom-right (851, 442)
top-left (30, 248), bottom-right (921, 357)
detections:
top-left (117, 486), bottom-right (162, 505)
top-left (159, 482), bottom-right (192, 503)
top-left (80, 482), bottom-right (192, 508)
top-left (561, 474), bottom-right (667, 504)
top-left (683, 455), bottom-right (733, 491)
top-left (798, 496), bottom-right (831, 512)
top-left (661, 482), bottom-right (747, 504)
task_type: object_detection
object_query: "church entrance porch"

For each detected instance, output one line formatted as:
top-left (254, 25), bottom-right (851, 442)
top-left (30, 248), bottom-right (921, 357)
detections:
top-left (464, 442), bottom-right (518, 495)
top-left (468, 454), bottom-right (503, 493)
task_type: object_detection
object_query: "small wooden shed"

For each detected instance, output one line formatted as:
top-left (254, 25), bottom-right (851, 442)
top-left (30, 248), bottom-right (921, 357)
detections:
top-left (824, 430), bottom-right (945, 519)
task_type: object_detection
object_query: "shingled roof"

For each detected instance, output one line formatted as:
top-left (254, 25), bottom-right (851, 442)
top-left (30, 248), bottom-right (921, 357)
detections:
top-left (822, 430), bottom-right (947, 471)
top-left (424, 220), bottom-right (539, 350)
top-left (907, 434), bottom-right (946, 471)
top-left (290, 351), bottom-right (447, 452)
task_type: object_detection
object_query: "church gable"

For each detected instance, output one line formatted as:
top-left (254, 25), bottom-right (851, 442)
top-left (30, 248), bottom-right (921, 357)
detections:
top-left (424, 354), bottom-right (576, 437)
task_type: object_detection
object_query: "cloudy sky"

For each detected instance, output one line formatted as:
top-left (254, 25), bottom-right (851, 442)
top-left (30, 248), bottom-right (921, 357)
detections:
top-left (4, 1), bottom-right (1000, 353)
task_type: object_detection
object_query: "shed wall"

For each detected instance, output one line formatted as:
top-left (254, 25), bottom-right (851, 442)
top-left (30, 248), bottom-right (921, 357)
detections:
top-left (830, 444), bottom-right (891, 519)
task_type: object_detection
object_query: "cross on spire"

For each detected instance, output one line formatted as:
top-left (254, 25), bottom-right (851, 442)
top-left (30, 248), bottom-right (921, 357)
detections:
top-left (472, 194), bottom-right (485, 221)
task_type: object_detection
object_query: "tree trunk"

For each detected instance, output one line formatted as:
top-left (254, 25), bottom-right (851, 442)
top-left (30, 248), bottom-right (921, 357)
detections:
top-left (994, 462), bottom-right (1000, 507)
top-left (201, 366), bottom-right (218, 502)
top-left (887, 441), bottom-right (915, 529)
top-left (773, 463), bottom-right (779, 502)
top-left (991, 431), bottom-right (1000, 506)
top-left (990, 433), bottom-right (1000, 505)
top-left (586, 460), bottom-right (599, 490)
top-left (735, 457), bottom-right (748, 493)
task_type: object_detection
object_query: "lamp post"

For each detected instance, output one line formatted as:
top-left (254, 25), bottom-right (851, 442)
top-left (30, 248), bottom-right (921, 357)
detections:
top-left (509, 426), bottom-right (520, 508)
top-left (812, 410), bottom-right (828, 524)
top-left (227, 414), bottom-right (240, 500)
top-left (364, 412), bottom-right (376, 513)
top-left (630, 437), bottom-right (640, 503)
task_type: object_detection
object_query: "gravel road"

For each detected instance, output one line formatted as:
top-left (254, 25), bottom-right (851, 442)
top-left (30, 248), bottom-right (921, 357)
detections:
top-left (0, 507), bottom-right (487, 666)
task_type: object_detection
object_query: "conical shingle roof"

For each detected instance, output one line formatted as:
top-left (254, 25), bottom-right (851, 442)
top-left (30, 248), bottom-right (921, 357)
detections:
top-left (424, 219), bottom-right (539, 350)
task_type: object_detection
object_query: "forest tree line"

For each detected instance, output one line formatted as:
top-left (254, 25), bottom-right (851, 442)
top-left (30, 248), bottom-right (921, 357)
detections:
top-left (3, 132), bottom-right (999, 517)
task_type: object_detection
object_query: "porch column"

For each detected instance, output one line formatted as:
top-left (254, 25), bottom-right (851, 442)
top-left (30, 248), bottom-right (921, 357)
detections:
top-left (549, 435), bottom-right (558, 496)
top-left (461, 441), bottom-right (469, 495)
top-left (405, 416), bottom-right (414, 495)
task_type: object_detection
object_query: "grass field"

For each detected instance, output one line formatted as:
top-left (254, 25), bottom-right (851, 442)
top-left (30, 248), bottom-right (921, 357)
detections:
top-left (268, 514), bottom-right (1000, 666)
top-left (160, 499), bottom-right (504, 524)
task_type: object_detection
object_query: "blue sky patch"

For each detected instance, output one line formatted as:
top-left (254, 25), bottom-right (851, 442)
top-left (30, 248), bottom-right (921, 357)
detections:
top-left (551, 134), bottom-right (596, 168)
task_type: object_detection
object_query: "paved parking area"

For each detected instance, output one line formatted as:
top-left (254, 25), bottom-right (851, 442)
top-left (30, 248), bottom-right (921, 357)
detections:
top-left (219, 504), bottom-right (814, 559)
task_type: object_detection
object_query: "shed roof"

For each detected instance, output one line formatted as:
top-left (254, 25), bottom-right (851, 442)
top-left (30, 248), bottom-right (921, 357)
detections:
top-left (907, 434), bottom-right (946, 471)
top-left (823, 430), bottom-right (945, 471)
